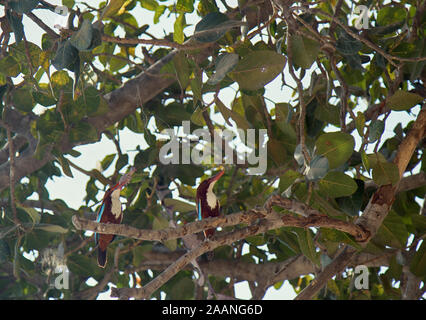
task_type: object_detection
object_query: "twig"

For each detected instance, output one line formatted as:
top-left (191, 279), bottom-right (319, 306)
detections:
top-left (67, 158), bottom-right (112, 186)
top-left (296, 7), bottom-right (426, 66)
top-left (26, 12), bottom-right (59, 39)
top-left (101, 35), bottom-right (211, 51)
top-left (6, 125), bottom-right (18, 224)
top-left (284, 21), bottom-right (311, 163)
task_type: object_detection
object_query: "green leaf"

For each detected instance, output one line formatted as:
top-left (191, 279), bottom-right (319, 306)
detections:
top-left (140, 0), bottom-right (158, 11)
top-left (34, 224), bottom-right (68, 234)
top-left (361, 149), bottom-right (370, 171)
top-left (321, 228), bottom-right (362, 250)
top-left (50, 70), bottom-right (73, 93)
top-left (335, 179), bottom-right (364, 216)
top-left (163, 198), bottom-right (195, 213)
top-left (18, 205), bottom-right (41, 225)
top-left (306, 155), bottom-right (329, 181)
top-left (216, 98), bottom-right (250, 130)
top-left (76, 86), bottom-right (103, 115)
top-left (193, 12), bottom-right (241, 43)
top-left (366, 152), bottom-right (387, 169)
top-left (355, 111), bottom-right (365, 136)
top-left (190, 106), bottom-right (205, 126)
top-left (207, 53), bottom-right (239, 85)
top-left (12, 87), bottom-right (35, 112)
top-left (372, 161), bottom-right (400, 186)
top-left (335, 30), bottom-right (363, 56)
top-left (273, 281), bottom-right (284, 290)
top-left (9, 0), bottom-right (39, 14)
top-left (314, 104), bottom-right (340, 127)
top-left (67, 253), bottom-right (98, 278)
top-left (315, 132), bottom-right (355, 169)
top-left (176, 0), bottom-right (194, 13)
top-left (279, 170), bottom-right (301, 193)
top-left (410, 240), bottom-right (426, 277)
top-left (115, 154), bottom-right (129, 171)
top-left (246, 235), bottom-right (266, 246)
top-left (173, 13), bottom-right (185, 44)
top-left (153, 216), bottom-right (177, 251)
top-left (32, 85), bottom-right (57, 107)
top-left (377, 6), bottom-right (407, 26)
top-left (0, 56), bottom-right (21, 77)
top-left (229, 50), bottom-right (286, 91)
top-left (374, 212), bottom-right (408, 249)
top-left (290, 34), bottom-right (320, 69)
top-left (173, 52), bottom-right (190, 90)
top-left (154, 5), bottom-right (166, 24)
top-left (411, 215), bottom-right (426, 237)
top-left (293, 228), bottom-right (319, 266)
top-left (6, 10), bottom-right (24, 43)
top-left (52, 40), bottom-right (79, 71)
top-left (319, 171), bottom-right (358, 198)
top-left (57, 155), bottom-right (73, 178)
top-left (10, 41), bottom-right (42, 74)
top-left (69, 121), bottom-right (98, 143)
top-left (0, 240), bottom-right (10, 263)
top-left (70, 19), bottom-right (94, 51)
top-left (101, 154), bottom-right (116, 171)
top-left (102, 0), bottom-right (128, 18)
top-left (387, 90), bottom-right (423, 111)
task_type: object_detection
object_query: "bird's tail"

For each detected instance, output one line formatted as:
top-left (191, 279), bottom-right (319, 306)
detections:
top-left (202, 229), bottom-right (215, 261)
top-left (97, 247), bottom-right (107, 268)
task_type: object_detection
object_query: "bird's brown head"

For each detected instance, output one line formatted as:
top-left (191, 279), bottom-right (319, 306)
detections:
top-left (196, 169), bottom-right (224, 198)
top-left (104, 167), bottom-right (136, 198)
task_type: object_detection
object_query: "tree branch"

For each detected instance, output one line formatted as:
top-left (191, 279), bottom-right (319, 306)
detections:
top-left (72, 198), bottom-right (370, 244)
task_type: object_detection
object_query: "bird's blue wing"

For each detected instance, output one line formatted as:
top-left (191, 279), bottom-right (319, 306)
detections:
top-left (95, 203), bottom-right (105, 245)
top-left (197, 199), bottom-right (202, 221)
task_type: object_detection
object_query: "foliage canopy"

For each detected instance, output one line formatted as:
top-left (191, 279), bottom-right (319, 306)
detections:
top-left (0, 0), bottom-right (425, 300)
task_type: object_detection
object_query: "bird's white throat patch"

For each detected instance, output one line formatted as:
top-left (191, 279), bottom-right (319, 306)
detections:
top-left (206, 181), bottom-right (217, 209)
top-left (111, 189), bottom-right (122, 218)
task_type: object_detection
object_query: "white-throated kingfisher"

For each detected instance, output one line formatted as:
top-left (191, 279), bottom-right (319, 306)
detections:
top-left (196, 170), bottom-right (224, 240)
top-left (95, 167), bottom-right (136, 268)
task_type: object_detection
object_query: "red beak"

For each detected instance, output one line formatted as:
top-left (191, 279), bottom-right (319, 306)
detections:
top-left (211, 170), bottom-right (225, 182)
top-left (112, 167), bottom-right (136, 190)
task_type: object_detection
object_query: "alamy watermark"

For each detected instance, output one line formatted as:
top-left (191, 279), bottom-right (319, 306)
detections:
top-left (159, 121), bottom-right (268, 175)
top-left (53, 265), bottom-right (69, 290)
top-left (354, 265), bottom-right (369, 290)
top-left (353, 5), bottom-right (370, 30)
top-left (41, 245), bottom-right (69, 290)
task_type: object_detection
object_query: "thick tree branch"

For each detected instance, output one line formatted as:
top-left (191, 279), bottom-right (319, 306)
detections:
top-left (72, 200), bottom-right (370, 243)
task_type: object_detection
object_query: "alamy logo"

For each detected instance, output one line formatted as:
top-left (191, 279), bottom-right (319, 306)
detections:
top-left (54, 265), bottom-right (69, 290)
top-left (41, 246), bottom-right (69, 291)
top-left (354, 265), bottom-right (369, 290)
top-left (353, 5), bottom-right (370, 30)
top-left (159, 121), bottom-right (268, 175)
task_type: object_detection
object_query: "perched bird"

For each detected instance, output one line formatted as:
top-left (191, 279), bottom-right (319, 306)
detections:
top-left (95, 167), bottom-right (136, 268)
top-left (196, 170), bottom-right (225, 239)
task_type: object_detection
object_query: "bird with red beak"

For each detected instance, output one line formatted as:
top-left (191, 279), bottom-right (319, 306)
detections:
top-left (196, 169), bottom-right (225, 240)
top-left (95, 167), bottom-right (136, 268)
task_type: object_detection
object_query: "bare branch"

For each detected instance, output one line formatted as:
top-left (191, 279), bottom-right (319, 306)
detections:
top-left (72, 198), bottom-right (370, 243)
